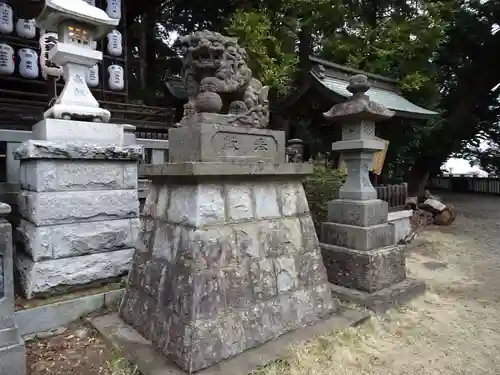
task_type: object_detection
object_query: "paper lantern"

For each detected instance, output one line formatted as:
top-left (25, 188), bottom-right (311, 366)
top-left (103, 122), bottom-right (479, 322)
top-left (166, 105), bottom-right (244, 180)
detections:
top-left (16, 18), bottom-right (36, 39)
top-left (108, 64), bottom-right (124, 90)
top-left (106, 0), bottom-right (121, 20)
top-left (39, 32), bottom-right (63, 79)
top-left (0, 2), bottom-right (13, 34)
top-left (87, 64), bottom-right (99, 87)
top-left (18, 48), bottom-right (39, 79)
top-left (0, 43), bottom-right (14, 75)
top-left (107, 29), bottom-right (122, 56)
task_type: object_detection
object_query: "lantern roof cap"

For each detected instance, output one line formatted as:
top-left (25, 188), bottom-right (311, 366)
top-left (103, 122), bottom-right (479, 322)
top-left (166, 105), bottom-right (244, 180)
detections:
top-left (36, 0), bottom-right (118, 38)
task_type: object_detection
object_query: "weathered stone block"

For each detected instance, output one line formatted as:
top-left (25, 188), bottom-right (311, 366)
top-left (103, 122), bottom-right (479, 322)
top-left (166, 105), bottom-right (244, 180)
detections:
top-left (19, 160), bottom-right (138, 192)
top-left (180, 226), bottom-right (238, 269)
top-left (295, 250), bottom-right (327, 288)
top-left (249, 258), bottom-right (277, 301)
top-left (32, 118), bottom-right (125, 145)
top-left (327, 199), bottom-right (388, 227)
top-left (16, 218), bottom-right (140, 261)
top-left (274, 256), bottom-right (298, 293)
top-left (167, 184), bottom-right (225, 227)
top-left (226, 184), bottom-right (254, 221)
top-left (259, 218), bottom-right (303, 257)
top-left (18, 189), bottom-right (139, 226)
top-left (278, 182), bottom-right (310, 217)
top-left (15, 140), bottom-right (143, 161)
top-left (321, 222), bottom-right (393, 251)
top-left (16, 248), bottom-right (134, 299)
top-left (320, 243), bottom-right (406, 293)
top-left (168, 121), bottom-right (286, 163)
top-left (253, 183), bottom-right (281, 220)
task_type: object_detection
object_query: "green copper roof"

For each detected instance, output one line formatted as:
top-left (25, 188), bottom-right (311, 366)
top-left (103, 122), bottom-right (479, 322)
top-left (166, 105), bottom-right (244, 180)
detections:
top-left (312, 71), bottom-right (438, 119)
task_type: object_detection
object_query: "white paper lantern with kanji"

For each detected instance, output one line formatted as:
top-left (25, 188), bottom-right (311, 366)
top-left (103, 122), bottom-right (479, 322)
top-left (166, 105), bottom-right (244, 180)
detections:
top-left (106, 0), bottom-right (121, 20)
top-left (16, 18), bottom-right (36, 39)
top-left (87, 64), bottom-right (99, 87)
top-left (0, 43), bottom-right (14, 75)
top-left (108, 64), bottom-right (123, 90)
top-left (0, 2), bottom-right (13, 34)
top-left (19, 48), bottom-right (39, 79)
top-left (107, 29), bottom-right (122, 56)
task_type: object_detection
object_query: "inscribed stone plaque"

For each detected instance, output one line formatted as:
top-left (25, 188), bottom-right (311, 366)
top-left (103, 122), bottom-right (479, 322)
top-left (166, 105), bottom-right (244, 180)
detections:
top-left (168, 122), bottom-right (286, 163)
top-left (211, 131), bottom-right (278, 160)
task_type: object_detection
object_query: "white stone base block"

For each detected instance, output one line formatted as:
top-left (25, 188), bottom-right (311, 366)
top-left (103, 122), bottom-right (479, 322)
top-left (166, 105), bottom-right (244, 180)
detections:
top-left (33, 119), bottom-right (125, 145)
top-left (20, 159), bottom-right (138, 192)
top-left (16, 249), bottom-right (134, 299)
top-left (388, 210), bottom-right (413, 244)
top-left (17, 218), bottom-right (140, 261)
top-left (18, 189), bottom-right (139, 226)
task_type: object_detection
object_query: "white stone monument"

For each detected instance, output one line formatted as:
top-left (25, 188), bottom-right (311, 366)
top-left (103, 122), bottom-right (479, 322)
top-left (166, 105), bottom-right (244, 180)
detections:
top-left (14, 0), bottom-right (142, 299)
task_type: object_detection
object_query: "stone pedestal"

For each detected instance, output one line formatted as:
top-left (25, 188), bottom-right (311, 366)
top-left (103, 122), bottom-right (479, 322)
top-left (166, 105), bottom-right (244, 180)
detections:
top-left (320, 75), bottom-right (425, 312)
top-left (14, 119), bottom-right (142, 299)
top-left (0, 203), bottom-right (26, 375)
top-left (120, 125), bottom-right (337, 373)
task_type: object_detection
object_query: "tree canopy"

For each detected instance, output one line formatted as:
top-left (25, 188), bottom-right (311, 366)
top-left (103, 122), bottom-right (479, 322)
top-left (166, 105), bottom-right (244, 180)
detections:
top-left (133, 0), bottom-right (500, 191)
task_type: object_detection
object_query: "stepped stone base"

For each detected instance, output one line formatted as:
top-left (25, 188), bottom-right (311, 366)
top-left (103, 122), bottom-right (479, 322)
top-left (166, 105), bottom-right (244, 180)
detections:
top-left (320, 243), bottom-right (405, 292)
top-left (17, 218), bottom-right (140, 261)
top-left (120, 164), bottom-right (337, 373)
top-left (16, 249), bottom-right (134, 299)
top-left (327, 199), bottom-right (388, 227)
top-left (321, 221), bottom-right (394, 251)
top-left (14, 129), bottom-right (141, 300)
top-left (330, 278), bottom-right (426, 313)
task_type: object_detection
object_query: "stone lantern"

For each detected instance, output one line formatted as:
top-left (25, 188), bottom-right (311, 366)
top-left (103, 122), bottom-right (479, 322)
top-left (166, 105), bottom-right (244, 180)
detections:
top-left (320, 74), bottom-right (425, 312)
top-left (36, 0), bottom-right (118, 121)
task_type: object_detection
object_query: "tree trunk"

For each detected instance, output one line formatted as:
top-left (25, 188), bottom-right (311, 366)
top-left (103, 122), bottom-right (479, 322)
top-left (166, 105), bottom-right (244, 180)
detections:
top-left (407, 37), bottom-right (500, 195)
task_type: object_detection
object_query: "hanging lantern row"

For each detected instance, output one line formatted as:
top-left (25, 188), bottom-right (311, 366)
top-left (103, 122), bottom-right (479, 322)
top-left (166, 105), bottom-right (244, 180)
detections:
top-left (0, 1), bottom-right (124, 90)
top-left (0, 0), bottom-right (121, 36)
top-left (0, 2), bottom-right (123, 56)
top-left (0, 41), bottom-right (124, 90)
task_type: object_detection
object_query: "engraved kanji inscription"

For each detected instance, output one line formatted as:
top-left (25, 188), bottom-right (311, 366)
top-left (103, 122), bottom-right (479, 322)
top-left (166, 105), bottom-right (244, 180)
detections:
top-left (222, 135), bottom-right (239, 151)
top-left (254, 137), bottom-right (269, 152)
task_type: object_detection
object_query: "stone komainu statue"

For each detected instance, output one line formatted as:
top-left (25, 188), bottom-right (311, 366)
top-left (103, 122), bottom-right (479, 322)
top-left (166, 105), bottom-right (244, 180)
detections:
top-left (178, 30), bottom-right (270, 128)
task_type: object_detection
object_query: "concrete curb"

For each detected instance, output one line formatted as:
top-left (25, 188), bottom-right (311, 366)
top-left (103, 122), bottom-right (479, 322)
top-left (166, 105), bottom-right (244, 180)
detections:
top-left (15, 289), bottom-right (124, 336)
top-left (92, 308), bottom-right (370, 375)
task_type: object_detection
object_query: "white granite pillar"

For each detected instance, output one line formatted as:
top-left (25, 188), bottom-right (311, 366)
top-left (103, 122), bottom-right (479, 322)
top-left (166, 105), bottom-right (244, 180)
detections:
top-left (14, 119), bottom-right (143, 299)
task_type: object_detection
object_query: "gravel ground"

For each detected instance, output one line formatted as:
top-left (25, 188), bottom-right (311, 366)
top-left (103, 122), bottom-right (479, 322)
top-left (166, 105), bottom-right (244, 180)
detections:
top-left (258, 192), bottom-right (500, 375)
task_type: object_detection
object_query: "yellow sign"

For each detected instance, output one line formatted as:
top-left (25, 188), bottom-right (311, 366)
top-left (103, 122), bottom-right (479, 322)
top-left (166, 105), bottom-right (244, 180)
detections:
top-left (371, 137), bottom-right (390, 175)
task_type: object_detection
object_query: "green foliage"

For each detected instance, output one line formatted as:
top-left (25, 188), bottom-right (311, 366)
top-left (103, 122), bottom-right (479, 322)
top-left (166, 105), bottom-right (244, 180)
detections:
top-left (226, 10), bottom-right (298, 97)
top-left (304, 162), bottom-right (346, 234)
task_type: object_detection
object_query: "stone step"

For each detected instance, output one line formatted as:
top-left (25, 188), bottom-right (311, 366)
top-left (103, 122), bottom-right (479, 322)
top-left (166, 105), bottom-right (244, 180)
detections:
top-left (0, 341), bottom-right (26, 375)
top-left (0, 327), bottom-right (21, 347)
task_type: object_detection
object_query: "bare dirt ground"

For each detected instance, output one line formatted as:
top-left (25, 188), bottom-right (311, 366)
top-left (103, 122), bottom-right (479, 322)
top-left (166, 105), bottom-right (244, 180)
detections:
top-left (25, 192), bottom-right (500, 375)
top-left (258, 192), bottom-right (500, 375)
